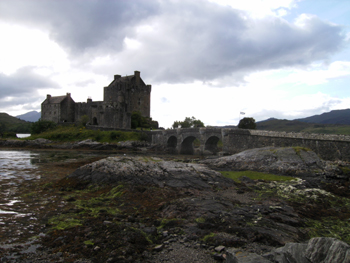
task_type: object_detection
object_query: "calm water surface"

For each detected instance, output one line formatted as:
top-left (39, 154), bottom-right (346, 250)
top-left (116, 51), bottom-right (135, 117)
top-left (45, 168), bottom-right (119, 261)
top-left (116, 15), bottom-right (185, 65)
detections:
top-left (0, 149), bottom-right (109, 215)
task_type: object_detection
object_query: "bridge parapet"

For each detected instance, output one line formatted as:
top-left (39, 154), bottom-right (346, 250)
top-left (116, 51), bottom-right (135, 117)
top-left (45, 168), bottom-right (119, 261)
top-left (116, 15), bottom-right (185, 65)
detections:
top-left (150, 128), bottom-right (350, 160)
top-left (249, 130), bottom-right (350, 142)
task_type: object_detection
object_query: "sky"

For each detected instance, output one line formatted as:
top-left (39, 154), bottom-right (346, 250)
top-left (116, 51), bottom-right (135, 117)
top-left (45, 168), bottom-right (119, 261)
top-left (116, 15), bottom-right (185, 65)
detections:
top-left (0, 0), bottom-right (349, 129)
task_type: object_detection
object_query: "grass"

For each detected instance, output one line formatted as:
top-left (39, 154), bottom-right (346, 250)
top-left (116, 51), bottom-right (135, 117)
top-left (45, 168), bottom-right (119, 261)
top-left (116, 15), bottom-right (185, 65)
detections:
top-left (47, 185), bottom-right (126, 231)
top-left (305, 217), bottom-right (350, 244)
top-left (202, 233), bottom-right (216, 242)
top-left (303, 126), bottom-right (350, 135)
top-left (293, 146), bottom-right (311, 154)
top-left (48, 214), bottom-right (82, 230)
top-left (28, 125), bottom-right (145, 143)
top-left (220, 170), bottom-right (295, 183)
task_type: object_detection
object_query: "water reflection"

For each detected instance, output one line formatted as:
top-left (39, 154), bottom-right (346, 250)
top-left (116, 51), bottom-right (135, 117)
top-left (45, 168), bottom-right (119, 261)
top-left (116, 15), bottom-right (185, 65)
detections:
top-left (0, 150), bottom-right (40, 182)
top-left (16, 134), bottom-right (31, 138)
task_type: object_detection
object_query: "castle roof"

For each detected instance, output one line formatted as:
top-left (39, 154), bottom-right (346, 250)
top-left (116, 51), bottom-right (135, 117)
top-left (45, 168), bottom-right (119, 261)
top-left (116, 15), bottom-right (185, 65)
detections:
top-left (42, 96), bottom-right (65, 104)
top-left (108, 71), bottom-right (146, 86)
top-left (42, 93), bottom-right (74, 104)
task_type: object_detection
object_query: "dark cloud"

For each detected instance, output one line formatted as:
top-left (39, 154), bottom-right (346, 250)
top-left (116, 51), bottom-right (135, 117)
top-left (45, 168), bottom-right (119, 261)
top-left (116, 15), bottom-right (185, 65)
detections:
top-left (0, 67), bottom-right (59, 97)
top-left (130, 5), bottom-right (346, 84)
top-left (0, 0), bottom-right (160, 55)
top-left (0, 0), bottom-right (347, 85)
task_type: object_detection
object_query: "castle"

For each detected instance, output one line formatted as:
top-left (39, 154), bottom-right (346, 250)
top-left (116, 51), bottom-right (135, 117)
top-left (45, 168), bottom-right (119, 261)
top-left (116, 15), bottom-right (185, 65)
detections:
top-left (41, 71), bottom-right (151, 129)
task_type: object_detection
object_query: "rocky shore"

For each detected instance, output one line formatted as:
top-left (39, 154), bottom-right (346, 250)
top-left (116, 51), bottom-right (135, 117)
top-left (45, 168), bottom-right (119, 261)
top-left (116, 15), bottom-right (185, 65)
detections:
top-left (0, 138), bottom-right (150, 151)
top-left (1, 143), bottom-right (350, 262)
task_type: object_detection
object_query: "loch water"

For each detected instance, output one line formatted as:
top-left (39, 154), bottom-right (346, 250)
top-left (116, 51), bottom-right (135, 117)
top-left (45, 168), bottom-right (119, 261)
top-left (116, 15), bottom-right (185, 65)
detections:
top-left (0, 149), bottom-right (116, 258)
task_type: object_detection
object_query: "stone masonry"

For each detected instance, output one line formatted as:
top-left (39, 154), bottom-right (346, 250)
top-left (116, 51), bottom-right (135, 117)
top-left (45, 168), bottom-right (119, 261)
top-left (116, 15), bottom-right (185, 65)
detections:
top-left (41, 71), bottom-right (151, 129)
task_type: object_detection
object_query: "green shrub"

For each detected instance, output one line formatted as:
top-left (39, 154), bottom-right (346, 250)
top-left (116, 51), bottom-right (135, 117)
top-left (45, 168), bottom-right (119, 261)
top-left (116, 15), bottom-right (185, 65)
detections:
top-left (1, 132), bottom-right (17, 138)
top-left (29, 125), bottom-right (143, 142)
top-left (30, 120), bottom-right (57, 134)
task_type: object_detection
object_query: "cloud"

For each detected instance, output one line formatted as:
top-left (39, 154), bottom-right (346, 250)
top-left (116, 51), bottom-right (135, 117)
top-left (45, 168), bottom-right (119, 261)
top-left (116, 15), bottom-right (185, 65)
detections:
top-left (0, 0), bottom-right (160, 56)
top-left (0, 0), bottom-right (346, 86)
top-left (0, 67), bottom-right (59, 98)
top-left (86, 1), bottom-right (346, 85)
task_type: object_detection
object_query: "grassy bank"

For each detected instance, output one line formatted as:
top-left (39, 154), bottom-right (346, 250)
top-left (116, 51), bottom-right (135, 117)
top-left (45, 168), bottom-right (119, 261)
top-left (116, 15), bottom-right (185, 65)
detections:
top-left (28, 125), bottom-right (148, 143)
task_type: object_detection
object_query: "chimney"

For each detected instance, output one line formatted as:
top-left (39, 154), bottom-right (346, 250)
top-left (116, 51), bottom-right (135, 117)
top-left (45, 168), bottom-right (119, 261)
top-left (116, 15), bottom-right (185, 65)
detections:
top-left (134, 71), bottom-right (140, 86)
top-left (87, 97), bottom-right (92, 103)
top-left (66, 92), bottom-right (71, 97)
top-left (47, 94), bottom-right (51, 100)
top-left (114, 74), bottom-right (121, 80)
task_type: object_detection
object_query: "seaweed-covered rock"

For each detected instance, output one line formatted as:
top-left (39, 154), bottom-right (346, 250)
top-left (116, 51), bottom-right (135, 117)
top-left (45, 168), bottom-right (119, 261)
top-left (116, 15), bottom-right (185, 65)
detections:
top-left (68, 156), bottom-right (234, 189)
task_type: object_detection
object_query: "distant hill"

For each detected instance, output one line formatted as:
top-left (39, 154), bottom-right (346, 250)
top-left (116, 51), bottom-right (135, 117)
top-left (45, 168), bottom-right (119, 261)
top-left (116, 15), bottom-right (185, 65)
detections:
top-left (295, 109), bottom-right (350, 125)
top-left (256, 119), bottom-right (313, 132)
top-left (0, 112), bottom-right (32, 133)
top-left (256, 109), bottom-right (350, 135)
top-left (16, 111), bottom-right (41, 122)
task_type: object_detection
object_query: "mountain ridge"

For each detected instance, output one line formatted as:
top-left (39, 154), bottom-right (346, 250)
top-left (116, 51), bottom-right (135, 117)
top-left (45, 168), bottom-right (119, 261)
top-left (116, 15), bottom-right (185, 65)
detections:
top-left (16, 111), bottom-right (41, 122)
top-left (258, 109), bottom-right (350, 125)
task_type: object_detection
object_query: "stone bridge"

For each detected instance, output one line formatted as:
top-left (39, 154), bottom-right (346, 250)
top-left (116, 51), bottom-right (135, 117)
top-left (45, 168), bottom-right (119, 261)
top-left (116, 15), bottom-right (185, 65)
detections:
top-left (151, 128), bottom-right (350, 161)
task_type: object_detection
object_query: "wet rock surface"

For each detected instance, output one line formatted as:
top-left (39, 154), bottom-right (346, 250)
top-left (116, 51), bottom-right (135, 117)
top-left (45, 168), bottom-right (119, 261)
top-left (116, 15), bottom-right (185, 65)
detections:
top-left (201, 146), bottom-right (340, 177)
top-left (0, 149), bottom-right (350, 262)
top-left (68, 156), bottom-right (234, 189)
top-left (0, 138), bottom-right (150, 151)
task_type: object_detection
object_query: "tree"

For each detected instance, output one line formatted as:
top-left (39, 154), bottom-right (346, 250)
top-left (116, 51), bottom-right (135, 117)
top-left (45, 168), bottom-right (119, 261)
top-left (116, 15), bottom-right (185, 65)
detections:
top-left (30, 120), bottom-right (57, 134)
top-left (172, 116), bottom-right (205, 129)
top-left (131, 111), bottom-right (158, 129)
top-left (79, 115), bottom-right (89, 127)
top-left (238, 117), bottom-right (256, 129)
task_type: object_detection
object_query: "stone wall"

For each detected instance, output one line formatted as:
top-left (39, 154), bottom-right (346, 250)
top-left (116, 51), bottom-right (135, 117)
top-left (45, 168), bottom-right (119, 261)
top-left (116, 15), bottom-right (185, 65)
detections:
top-left (223, 129), bottom-right (350, 161)
top-left (151, 128), bottom-right (350, 161)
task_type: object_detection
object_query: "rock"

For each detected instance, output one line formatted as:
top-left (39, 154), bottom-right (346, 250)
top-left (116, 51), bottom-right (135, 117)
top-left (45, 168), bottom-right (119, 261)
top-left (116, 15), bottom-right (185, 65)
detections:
top-left (154, 244), bottom-right (164, 252)
top-left (226, 248), bottom-right (272, 263)
top-left (73, 139), bottom-right (102, 149)
top-left (68, 156), bottom-right (234, 189)
top-left (201, 146), bottom-right (325, 177)
top-left (213, 253), bottom-right (225, 260)
top-left (263, 237), bottom-right (350, 263)
top-left (263, 242), bottom-right (308, 263)
top-left (32, 138), bottom-right (52, 144)
top-left (215, 245), bottom-right (225, 252)
top-left (305, 237), bottom-right (350, 263)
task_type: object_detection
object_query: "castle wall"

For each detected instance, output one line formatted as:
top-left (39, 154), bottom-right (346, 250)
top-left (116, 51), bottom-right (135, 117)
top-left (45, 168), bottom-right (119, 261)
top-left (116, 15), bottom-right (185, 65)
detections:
top-left (129, 85), bottom-right (151, 118)
top-left (41, 103), bottom-right (60, 123)
top-left (60, 96), bottom-right (75, 122)
top-left (42, 71), bottom-right (151, 130)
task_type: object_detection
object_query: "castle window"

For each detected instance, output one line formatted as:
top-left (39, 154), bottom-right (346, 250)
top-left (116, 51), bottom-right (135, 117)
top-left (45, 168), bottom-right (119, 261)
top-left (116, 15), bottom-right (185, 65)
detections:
top-left (138, 98), bottom-right (141, 105)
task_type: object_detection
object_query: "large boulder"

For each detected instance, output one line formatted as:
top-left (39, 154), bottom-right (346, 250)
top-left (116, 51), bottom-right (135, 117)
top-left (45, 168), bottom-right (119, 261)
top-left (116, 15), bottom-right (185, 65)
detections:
top-left (68, 156), bottom-right (234, 189)
top-left (201, 147), bottom-right (325, 176)
top-left (260, 237), bottom-right (350, 263)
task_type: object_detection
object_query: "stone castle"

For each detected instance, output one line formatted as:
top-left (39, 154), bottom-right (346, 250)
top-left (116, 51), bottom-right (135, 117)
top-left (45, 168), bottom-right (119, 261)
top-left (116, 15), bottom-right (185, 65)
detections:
top-left (41, 71), bottom-right (151, 129)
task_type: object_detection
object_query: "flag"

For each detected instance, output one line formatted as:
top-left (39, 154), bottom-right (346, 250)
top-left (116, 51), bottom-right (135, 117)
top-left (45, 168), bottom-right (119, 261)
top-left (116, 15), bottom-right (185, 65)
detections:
top-left (240, 112), bottom-right (245, 115)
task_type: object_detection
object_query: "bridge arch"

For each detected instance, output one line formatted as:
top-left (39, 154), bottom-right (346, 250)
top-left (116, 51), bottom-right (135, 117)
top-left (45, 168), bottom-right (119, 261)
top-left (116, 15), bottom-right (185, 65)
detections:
top-left (205, 136), bottom-right (221, 154)
top-left (167, 136), bottom-right (177, 153)
top-left (180, 136), bottom-right (199, 155)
